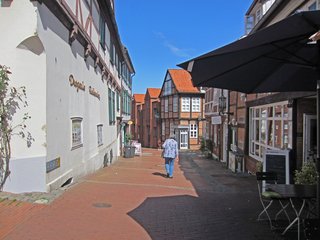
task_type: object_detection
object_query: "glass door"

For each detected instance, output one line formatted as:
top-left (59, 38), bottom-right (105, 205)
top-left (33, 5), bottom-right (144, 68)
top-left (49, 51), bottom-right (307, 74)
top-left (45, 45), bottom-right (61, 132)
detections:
top-left (303, 114), bottom-right (317, 163)
top-left (180, 130), bottom-right (188, 149)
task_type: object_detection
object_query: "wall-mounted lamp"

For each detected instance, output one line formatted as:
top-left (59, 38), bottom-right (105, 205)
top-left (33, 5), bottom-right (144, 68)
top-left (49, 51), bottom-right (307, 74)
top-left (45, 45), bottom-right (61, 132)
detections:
top-left (218, 95), bottom-right (233, 116)
top-left (240, 93), bottom-right (247, 102)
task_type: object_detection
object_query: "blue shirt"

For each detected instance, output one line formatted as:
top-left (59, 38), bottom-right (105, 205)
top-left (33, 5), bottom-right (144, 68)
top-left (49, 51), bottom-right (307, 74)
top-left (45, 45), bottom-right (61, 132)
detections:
top-left (162, 138), bottom-right (179, 159)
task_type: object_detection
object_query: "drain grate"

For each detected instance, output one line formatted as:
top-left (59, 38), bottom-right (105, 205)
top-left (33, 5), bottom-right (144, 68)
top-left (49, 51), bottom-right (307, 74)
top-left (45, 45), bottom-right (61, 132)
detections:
top-left (92, 203), bottom-right (112, 208)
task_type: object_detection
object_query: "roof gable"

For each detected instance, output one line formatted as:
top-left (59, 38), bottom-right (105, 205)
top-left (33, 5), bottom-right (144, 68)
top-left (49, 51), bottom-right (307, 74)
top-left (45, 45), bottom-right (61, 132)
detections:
top-left (147, 88), bottom-right (161, 98)
top-left (168, 69), bottom-right (199, 93)
top-left (133, 94), bottom-right (145, 103)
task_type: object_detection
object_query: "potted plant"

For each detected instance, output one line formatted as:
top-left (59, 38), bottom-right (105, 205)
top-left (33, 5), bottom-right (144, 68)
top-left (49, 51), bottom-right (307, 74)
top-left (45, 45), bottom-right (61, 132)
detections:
top-left (124, 133), bottom-right (132, 146)
top-left (294, 161), bottom-right (317, 185)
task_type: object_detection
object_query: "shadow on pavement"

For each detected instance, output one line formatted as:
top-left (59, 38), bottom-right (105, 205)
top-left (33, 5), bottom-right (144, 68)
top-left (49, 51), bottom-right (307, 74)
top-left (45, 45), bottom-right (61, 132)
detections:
top-left (128, 151), bottom-right (288, 240)
top-left (152, 172), bottom-right (168, 178)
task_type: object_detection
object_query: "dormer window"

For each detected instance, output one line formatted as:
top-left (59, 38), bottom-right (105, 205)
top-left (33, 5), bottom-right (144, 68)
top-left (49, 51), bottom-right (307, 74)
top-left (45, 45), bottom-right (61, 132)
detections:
top-left (245, 15), bottom-right (254, 35)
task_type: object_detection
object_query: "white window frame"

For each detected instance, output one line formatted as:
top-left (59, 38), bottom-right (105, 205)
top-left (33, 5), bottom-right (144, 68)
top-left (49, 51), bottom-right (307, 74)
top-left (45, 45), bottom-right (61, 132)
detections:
top-left (192, 97), bottom-right (200, 112)
top-left (71, 117), bottom-right (83, 149)
top-left (256, 8), bottom-right (262, 23)
top-left (189, 124), bottom-right (198, 138)
top-left (182, 97), bottom-right (190, 112)
top-left (164, 80), bottom-right (172, 96)
top-left (249, 101), bottom-right (292, 161)
top-left (165, 98), bottom-right (168, 112)
top-left (97, 124), bottom-right (103, 146)
top-left (230, 126), bottom-right (237, 152)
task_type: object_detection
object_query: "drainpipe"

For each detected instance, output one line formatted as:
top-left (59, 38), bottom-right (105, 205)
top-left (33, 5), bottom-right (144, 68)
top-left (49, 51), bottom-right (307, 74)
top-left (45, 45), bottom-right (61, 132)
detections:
top-left (316, 41), bottom-right (320, 218)
top-left (226, 90), bottom-right (230, 169)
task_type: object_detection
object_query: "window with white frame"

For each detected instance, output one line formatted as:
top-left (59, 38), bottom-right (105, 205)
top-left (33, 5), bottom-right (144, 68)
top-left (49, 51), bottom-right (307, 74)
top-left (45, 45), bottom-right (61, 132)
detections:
top-left (91, 0), bottom-right (99, 30)
top-left (249, 101), bottom-right (292, 160)
top-left (189, 124), bottom-right (198, 138)
top-left (192, 97), bottom-right (200, 112)
top-left (165, 98), bottom-right (168, 112)
top-left (182, 97), bottom-right (190, 112)
top-left (99, 16), bottom-right (106, 49)
top-left (230, 126), bottom-right (237, 152)
top-left (256, 8), bottom-right (262, 23)
top-left (245, 15), bottom-right (254, 35)
top-left (97, 124), bottom-right (103, 146)
top-left (173, 95), bottom-right (178, 112)
top-left (164, 80), bottom-right (172, 96)
top-left (71, 117), bottom-right (83, 149)
top-left (108, 88), bottom-right (115, 124)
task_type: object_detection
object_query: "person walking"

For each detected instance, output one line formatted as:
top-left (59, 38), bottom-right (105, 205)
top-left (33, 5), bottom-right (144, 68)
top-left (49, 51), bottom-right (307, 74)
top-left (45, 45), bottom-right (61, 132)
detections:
top-left (162, 134), bottom-right (179, 178)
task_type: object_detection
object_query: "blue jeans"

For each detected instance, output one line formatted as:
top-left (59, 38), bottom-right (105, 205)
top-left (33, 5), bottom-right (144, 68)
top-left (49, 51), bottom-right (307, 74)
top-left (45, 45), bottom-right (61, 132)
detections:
top-left (165, 157), bottom-right (175, 177)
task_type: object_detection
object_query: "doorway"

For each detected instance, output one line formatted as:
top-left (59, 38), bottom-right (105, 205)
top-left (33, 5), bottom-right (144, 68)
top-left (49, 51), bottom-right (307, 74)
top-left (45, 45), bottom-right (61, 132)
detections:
top-left (303, 114), bottom-right (317, 163)
top-left (180, 129), bottom-right (188, 149)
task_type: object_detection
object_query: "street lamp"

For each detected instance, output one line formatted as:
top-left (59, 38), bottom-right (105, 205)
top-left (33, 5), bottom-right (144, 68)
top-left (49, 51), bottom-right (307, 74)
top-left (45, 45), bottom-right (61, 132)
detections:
top-left (218, 94), bottom-right (233, 116)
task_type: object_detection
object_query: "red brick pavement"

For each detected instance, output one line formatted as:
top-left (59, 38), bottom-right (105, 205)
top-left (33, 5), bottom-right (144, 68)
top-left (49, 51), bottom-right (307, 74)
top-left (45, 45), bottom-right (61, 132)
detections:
top-left (0, 199), bottom-right (45, 239)
top-left (0, 149), bottom-right (198, 240)
top-left (0, 148), bottom-right (280, 240)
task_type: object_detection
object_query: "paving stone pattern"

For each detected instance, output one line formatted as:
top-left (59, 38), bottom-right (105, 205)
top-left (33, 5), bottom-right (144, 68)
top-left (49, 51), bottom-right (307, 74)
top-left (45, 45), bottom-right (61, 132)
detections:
top-left (0, 149), bottom-right (301, 239)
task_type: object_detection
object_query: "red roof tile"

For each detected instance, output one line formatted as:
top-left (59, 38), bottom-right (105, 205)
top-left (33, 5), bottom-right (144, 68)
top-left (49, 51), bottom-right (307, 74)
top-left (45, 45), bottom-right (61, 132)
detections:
top-left (133, 94), bottom-right (145, 103)
top-left (147, 88), bottom-right (161, 98)
top-left (168, 69), bottom-right (199, 93)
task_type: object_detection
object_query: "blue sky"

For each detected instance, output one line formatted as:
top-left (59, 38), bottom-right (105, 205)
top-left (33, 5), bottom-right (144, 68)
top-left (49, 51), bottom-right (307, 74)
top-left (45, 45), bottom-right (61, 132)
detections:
top-left (115, 1), bottom-right (253, 94)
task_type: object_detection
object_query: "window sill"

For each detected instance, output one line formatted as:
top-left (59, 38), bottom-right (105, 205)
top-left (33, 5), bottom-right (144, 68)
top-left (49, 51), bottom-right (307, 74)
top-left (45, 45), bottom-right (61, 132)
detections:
top-left (71, 143), bottom-right (83, 151)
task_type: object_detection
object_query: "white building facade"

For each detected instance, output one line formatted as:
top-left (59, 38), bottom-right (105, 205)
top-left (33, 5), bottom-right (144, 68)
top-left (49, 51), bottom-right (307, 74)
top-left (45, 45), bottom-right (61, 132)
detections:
top-left (0, 0), bottom-right (134, 193)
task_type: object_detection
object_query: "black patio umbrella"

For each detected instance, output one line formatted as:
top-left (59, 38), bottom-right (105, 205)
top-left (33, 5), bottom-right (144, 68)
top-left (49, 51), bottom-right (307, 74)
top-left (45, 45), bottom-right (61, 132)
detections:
top-left (178, 10), bottom-right (320, 217)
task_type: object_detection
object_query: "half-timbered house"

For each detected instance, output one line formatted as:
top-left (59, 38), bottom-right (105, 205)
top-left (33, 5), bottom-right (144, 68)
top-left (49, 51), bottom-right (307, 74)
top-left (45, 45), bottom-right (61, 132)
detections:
top-left (159, 69), bottom-right (205, 150)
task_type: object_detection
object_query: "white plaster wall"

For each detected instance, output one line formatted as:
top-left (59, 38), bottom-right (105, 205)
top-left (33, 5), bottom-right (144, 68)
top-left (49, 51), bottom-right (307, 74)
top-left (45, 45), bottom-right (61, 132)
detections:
top-left (0, 1), bottom-right (47, 192)
top-left (3, 156), bottom-right (46, 193)
top-left (0, 0), bottom-right (46, 157)
top-left (36, 4), bottom-right (118, 191)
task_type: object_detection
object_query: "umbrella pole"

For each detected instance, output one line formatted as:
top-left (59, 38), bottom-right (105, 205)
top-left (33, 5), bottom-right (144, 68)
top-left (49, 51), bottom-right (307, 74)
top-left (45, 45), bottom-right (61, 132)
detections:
top-left (317, 79), bottom-right (320, 219)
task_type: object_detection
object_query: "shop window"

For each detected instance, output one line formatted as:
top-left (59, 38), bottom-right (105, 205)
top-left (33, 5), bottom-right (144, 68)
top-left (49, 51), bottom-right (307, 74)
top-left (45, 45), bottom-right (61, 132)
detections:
top-left (249, 101), bottom-right (292, 160)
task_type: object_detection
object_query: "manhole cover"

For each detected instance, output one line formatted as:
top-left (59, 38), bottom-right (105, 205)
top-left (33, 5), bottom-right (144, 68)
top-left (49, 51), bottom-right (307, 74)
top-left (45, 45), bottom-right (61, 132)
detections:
top-left (92, 203), bottom-right (112, 208)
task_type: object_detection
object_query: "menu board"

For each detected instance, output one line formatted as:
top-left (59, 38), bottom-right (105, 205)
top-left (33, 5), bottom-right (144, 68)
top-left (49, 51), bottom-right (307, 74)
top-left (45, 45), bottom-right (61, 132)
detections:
top-left (263, 149), bottom-right (290, 184)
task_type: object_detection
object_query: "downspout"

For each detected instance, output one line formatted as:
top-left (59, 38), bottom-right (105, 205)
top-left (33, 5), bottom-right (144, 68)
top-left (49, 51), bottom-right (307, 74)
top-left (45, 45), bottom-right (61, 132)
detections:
top-left (316, 41), bottom-right (320, 218)
top-left (226, 90), bottom-right (230, 169)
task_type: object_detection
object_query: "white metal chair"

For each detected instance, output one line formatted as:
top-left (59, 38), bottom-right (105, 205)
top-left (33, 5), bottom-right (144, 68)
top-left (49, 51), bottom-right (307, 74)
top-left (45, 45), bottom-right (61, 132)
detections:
top-left (256, 171), bottom-right (290, 229)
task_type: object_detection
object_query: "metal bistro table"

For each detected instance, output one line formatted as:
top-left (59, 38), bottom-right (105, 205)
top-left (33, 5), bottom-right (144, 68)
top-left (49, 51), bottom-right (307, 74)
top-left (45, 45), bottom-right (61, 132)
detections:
top-left (267, 184), bottom-right (316, 240)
